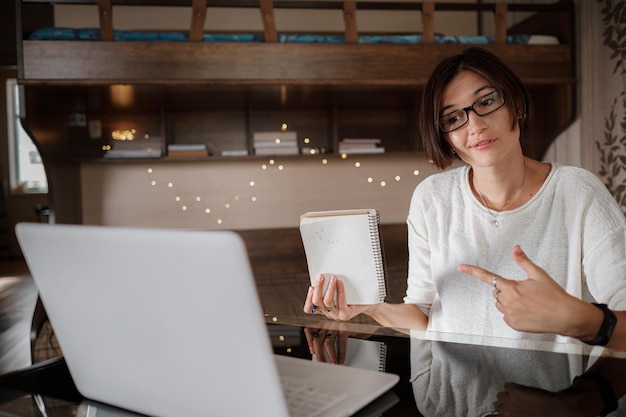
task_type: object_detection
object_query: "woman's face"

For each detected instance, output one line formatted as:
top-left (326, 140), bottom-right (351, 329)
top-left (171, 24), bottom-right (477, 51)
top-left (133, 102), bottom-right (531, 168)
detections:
top-left (441, 70), bottom-right (520, 168)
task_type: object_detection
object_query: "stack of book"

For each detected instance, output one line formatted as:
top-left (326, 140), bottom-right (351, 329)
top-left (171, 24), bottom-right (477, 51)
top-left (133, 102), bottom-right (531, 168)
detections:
top-left (338, 138), bottom-right (385, 154)
top-left (221, 149), bottom-right (249, 157)
top-left (253, 131), bottom-right (299, 155)
top-left (167, 143), bottom-right (208, 157)
top-left (104, 149), bottom-right (163, 159)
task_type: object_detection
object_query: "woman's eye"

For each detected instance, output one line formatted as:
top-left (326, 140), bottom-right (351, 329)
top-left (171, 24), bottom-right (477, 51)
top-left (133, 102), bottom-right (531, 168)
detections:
top-left (447, 114), bottom-right (461, 124)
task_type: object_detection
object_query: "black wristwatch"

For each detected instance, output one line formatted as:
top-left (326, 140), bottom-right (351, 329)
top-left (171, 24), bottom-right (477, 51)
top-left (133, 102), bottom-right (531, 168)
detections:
top-left (584, 303), bottom-right (618, 346)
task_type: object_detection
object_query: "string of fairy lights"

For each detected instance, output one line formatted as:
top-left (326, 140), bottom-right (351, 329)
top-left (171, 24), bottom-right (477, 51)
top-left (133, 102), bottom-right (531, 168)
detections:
top-left (106, 123), bottom-right (422, 225)
top-left (144, 153), bottom-right (421, 226)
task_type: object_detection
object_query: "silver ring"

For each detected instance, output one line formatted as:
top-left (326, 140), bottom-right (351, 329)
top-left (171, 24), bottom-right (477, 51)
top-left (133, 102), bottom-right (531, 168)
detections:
top-left (311, 304), bottom-right (317, 313)
top-left (492, 276), bottom-right (499, 288)
top-left (495, 290), bottom-right (501, 301)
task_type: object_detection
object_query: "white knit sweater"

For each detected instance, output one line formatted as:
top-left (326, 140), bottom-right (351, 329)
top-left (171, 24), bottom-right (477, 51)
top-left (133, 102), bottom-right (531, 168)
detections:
top-left (404, 163), bottom-right (626, 340)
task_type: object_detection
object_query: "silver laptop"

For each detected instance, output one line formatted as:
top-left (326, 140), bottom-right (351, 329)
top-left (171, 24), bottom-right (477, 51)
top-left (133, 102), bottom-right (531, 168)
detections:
top-left (16, 222), bottom-right (399, 417)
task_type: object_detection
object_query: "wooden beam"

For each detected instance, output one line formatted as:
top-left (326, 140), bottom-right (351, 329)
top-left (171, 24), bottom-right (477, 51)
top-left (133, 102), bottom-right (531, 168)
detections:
top-left (422, 2), bottom-right (434, 44)
top-left (343, 1), bottom-right (358, 43)
top-left (260, 0), bottom-right (278, 43)
top-left (97, 0), bottom-right (113, 41)
top-left (190, 0), bottom-right (207, 42)
top-left (495, 2), bottom-right (507, 44)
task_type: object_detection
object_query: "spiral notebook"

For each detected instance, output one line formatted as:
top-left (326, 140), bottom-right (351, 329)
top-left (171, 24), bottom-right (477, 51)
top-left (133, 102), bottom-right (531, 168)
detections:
top-left (299, 209), bottom-right (388, 304)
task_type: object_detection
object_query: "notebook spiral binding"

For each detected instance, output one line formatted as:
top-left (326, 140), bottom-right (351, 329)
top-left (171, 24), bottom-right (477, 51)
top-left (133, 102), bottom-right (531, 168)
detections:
top-left (370, 210), bottom-right (389, 302)
top-left (378, 343), bottom-right (390, 372)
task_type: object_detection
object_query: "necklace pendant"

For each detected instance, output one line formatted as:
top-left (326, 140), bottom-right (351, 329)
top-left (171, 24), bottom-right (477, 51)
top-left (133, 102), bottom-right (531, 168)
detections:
top-left (491, 219), bottom-right (499, 227)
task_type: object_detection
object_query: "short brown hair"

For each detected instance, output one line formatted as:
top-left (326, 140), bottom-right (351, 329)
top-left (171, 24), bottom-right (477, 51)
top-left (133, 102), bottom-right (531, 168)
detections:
top-left (419, 47), bottom-right (533, 169)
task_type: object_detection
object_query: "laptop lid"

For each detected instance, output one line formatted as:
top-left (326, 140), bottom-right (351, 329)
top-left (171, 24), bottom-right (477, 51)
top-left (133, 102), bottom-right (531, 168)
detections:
top-left (16, 223), bottom-right (290, 417)
top-left (16, 223), bottom-right (398, 417)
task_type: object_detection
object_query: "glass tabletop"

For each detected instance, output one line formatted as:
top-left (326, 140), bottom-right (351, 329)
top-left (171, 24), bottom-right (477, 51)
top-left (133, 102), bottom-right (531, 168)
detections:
top-left (1, 314), bottom-right (625, 417)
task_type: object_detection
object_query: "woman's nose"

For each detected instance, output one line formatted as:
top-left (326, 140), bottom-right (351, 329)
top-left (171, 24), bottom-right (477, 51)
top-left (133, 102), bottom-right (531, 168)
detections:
top-left (466, 109), bottom-right (488, 134)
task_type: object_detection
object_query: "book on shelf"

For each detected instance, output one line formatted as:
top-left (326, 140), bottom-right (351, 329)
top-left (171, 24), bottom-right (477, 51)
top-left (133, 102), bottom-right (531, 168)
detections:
top-left (299, 209), bottom-right (388, 305)
top-left (253, 139), bottom-right (298, 148)
top-left (254, 146), bottom-right (300, 156)
top-left (167, 143), bottom-right (209, 157)
top-left (338, 146), bottom-right (385, 154)
top-left (104, 149), bottom-right (163, 159)
top-left (338, 138), bottom-right (385, 154)
top-left (221, 149), bottom-right (249, 157)
top-left (341, 138), bottom-right (382, 144)
top-left (253, 131), bottom-right (298, 143)
top-left (167, 143), bottom-right (207, 151)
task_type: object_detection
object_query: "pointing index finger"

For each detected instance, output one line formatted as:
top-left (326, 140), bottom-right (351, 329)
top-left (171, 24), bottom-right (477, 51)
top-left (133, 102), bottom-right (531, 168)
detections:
top-left (458, 263), bottom-right (501, 287)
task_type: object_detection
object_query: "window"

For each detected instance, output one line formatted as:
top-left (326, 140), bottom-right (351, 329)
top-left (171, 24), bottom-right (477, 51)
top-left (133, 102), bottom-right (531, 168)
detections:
top-left (6, 79), bottom-right (48, 194)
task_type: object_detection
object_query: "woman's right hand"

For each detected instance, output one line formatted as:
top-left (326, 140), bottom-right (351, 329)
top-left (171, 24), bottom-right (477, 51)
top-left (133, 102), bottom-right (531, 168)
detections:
top-left (303, 274), bottom-right (369, 322)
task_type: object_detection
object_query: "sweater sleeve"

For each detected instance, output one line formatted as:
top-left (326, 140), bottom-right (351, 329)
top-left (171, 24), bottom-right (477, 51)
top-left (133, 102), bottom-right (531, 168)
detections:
top-left (404, 186), bottom-right (437, 315)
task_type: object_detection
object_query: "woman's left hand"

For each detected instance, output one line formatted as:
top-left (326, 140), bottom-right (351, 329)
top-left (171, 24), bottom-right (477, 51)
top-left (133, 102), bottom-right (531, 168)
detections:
top-left (458, 245), bottom-right (586, 335)
top-left (491, 382), bottom-right (590, 417)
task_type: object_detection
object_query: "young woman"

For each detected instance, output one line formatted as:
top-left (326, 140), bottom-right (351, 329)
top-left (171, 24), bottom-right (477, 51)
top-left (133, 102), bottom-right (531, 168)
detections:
top-left (304, 47), bottom-right (626, 351)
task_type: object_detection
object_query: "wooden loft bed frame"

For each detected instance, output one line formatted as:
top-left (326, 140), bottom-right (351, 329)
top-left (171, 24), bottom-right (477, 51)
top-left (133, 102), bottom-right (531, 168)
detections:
top-left (16, 0), bottom-right (575, 86)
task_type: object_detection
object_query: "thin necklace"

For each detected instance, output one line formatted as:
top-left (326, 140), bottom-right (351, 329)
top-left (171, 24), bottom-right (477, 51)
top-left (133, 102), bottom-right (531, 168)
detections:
top-left (474, 161), bottom-right (527, 228)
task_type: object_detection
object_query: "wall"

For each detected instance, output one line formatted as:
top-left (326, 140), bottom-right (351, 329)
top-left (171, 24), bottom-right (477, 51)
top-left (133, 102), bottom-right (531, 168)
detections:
top-left (53, 4), bottom-right (478, 36)
top-left (80, 154), bottom-right (445, 229)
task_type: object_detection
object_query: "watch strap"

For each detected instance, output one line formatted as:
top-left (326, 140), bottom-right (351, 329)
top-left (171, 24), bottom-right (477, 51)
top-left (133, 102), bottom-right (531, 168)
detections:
top-left (584, 303), bottom-right (617, 346)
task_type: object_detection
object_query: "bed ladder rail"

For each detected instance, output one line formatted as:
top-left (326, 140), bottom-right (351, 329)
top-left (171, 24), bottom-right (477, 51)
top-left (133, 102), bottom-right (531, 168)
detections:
top-left (190, 0), bottom-right (208, 41)
top-left (97, 0), bottom-right (113, 41)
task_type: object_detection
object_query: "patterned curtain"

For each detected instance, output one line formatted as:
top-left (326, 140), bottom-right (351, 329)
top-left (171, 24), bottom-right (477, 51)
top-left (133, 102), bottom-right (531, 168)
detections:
top-left (588, 1), bottom-right (626, 214)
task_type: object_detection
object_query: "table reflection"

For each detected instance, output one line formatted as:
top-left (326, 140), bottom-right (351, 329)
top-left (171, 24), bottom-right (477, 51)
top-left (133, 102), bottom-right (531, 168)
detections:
top-left (409, 334), bottom-right (625, 416)
top-left (270, 316), bottom-right (626, 417)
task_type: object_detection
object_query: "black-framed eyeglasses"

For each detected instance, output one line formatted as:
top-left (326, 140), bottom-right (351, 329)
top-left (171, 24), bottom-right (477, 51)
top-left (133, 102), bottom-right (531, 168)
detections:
top-left (439, 90), bottom-right (505, 133)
